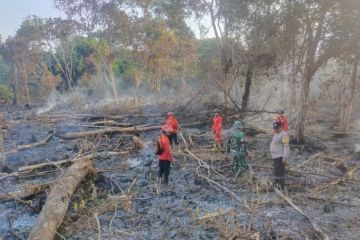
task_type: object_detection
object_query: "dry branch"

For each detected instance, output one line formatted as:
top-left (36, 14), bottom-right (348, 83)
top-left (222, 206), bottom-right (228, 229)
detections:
top-left (18, 155), bottom-right (89, 172)
top-left (28, 157), bottom-right (95, 240)
top-left (294, 194), bottom-right (360, 208)
top-left (198, 208), bottom-right (233, 220)
top-left (61, 122), bottom-right (204, 139)
top-left (274, 187), bottom-right (329, 240)
top-left (179, 132), bottom-right (189, 150)
top-left (18, 151), bottom-right (127, 173)
top-left (185, 149), bottom-right (242, 202)
top-left (5, 132), bottom-right (54, 155)
top-left (0, 182), bottom-right (51, 202)
top-left (0, 185), bottom-right (39, 213)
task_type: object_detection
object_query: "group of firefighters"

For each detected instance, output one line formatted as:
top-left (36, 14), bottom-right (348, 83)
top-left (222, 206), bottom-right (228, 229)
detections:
top-left (157, 109), bottom-right (290, 189)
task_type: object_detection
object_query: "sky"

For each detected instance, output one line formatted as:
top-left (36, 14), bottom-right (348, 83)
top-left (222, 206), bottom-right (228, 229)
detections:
top-left (0, 0), bottom-right (212, 40)
top-left (0, 0), bottom-right (64, 39)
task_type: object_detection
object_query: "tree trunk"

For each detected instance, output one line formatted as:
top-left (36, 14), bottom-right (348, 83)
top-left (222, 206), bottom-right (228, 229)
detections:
top-left (25, 79), bottom-right (31, 104)
top-left (108, 66), bottom-right (118, 103)
top-left (223, 73), bottom-right (229, 106)
top-left (295, 67), bottom-right (312, 143)
top-left (28, 158), bottom-right (94, 240)
top-left (11, 65), bottom-right (18, 105)
top-left (340, 54), bottom-right (359, 131)
top-left (241, 64), bottom-right (253, 111)
top-left (291, 73), bottom-right (297, 107)
top-left (291, 52), bottom-right (297, 107)
top-left (0, 131), bottom-right (7, 170)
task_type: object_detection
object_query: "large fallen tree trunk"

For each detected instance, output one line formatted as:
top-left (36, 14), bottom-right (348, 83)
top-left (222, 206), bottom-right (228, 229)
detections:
top-left (5, 132), bottom-right (54, 155)
top-left (60, 122), bottom-right (204, 140)
top-left (28, 157), bottom-right (94, 240)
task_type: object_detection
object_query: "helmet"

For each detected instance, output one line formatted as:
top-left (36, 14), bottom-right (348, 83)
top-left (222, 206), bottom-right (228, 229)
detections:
top-left (272, 121), bottom-right (281, 129)
top-left (162, 125), bottom-right (173, 133)
top-left (277, 108), bottom-right (285, 114)
top-left (232, 121), bottom-right (242, 129)
top-left (214, 109), bottom-right (221, 114)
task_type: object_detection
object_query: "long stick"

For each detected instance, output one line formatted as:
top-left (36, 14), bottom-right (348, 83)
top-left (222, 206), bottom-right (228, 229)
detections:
top-left (18, 151), bottom-right (127, 172)
top-left (5, 132), bottom-right (54, 155)
top-left (274, 187), bottom-right (329, 240)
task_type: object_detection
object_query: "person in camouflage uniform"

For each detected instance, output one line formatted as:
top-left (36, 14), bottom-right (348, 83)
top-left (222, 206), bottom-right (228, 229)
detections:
top-left (227, 121), bottom-right (249, 176)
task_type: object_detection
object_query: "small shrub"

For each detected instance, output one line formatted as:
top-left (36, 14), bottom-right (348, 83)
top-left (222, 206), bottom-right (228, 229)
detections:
top-left (0, 84), bottom-right (13, 101)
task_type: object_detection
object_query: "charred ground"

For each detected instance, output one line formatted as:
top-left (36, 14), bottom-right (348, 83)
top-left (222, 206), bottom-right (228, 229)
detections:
top-left (0, 102), bottom-right (359, 240)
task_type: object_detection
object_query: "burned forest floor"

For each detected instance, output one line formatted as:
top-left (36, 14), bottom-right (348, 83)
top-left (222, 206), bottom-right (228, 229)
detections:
top-left (0, 101), bottom-right (359, 240)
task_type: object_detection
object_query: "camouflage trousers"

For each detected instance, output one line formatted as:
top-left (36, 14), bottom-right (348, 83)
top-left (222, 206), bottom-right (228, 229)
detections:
top-left (232, 155), bottom-right (248, 176)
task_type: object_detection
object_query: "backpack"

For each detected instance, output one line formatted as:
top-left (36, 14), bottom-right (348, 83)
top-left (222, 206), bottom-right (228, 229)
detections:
top-left (154, 137), bottom-right (164, 155)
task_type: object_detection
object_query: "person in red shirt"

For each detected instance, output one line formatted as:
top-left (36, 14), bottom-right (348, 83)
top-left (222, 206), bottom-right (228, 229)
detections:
top-left (212, 109), bottom-right (223, 147)
top-left (158, 125), bottom-right (174, 185)
top-left (164, 112), bottom-right (179, 146)
top-left (274, 109), bottom-right (288, 132)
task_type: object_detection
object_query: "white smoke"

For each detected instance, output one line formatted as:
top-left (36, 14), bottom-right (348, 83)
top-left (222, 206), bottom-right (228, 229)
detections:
top-left (36, 91), bottom-right (64, 115)
top-left (355, 144), bottom-right (360, 153)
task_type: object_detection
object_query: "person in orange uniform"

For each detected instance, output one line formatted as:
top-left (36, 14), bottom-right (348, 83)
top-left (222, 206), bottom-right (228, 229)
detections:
top-left (164, 112), bottom-right (179, 146)
top-left (274, 109), bottom-right (288, 132)
top-left (158, 125), bottom-right (174, 185)
top-left (212, 109), bottom-right (223, 148)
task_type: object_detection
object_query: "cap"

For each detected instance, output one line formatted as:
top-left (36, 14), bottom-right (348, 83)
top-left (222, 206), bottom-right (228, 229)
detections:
top-left (277, 109), bottom-right (285, 114)
top-left (232, 121), bottom-right (242, 129)
top-left (167, 111), bottom-right (174, 116)
top-left (273, 121), bottom-right (281, 129)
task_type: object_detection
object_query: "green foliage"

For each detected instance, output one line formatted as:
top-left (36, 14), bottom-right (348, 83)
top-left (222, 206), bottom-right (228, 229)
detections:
top-left (112, 58), bottom-right (133, 77)
top-left (0, 84), bottom-right (13, 101)
top-left (0, 55), bottom-right (11, 84)
top-left (198, 38), bottom-right (219, 59)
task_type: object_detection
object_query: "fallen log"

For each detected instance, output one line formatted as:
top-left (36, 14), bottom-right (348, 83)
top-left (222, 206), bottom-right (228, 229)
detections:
top-left (28, 157), bottom-right (95, 240)
top-left (92, 120), bottom-right (133, 127)
top-left (0, 171), bottom-right (19, 181)
top-left (60, 122), bottom-right (204, 139)
top-left (5, 132), bottom-right (54, 155)
top-left (18, 151), bottom-right (127, 173)
top-left (274, 187), bottom-right (329, 240)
